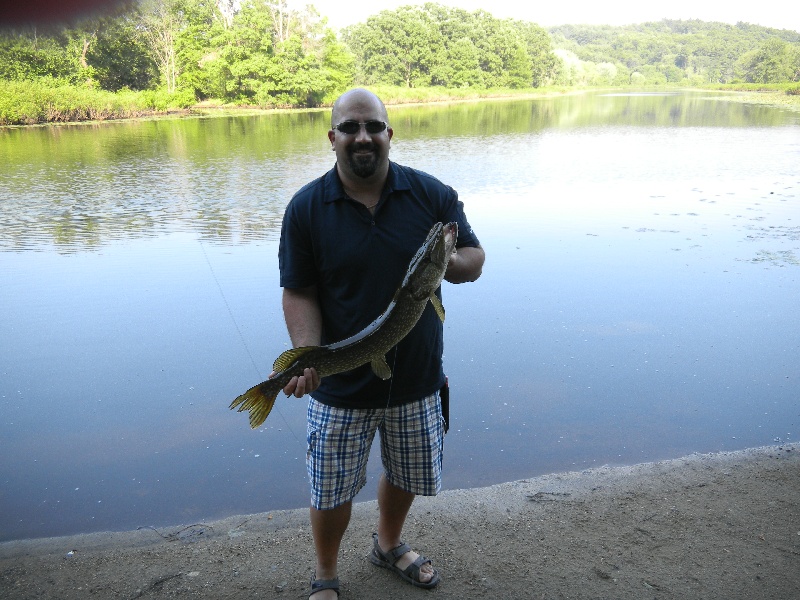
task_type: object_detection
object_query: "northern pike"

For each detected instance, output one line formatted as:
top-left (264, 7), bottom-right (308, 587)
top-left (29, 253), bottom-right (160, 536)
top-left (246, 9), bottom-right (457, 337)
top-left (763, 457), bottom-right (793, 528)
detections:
top-left (230, 221), bottom-right (458, 428)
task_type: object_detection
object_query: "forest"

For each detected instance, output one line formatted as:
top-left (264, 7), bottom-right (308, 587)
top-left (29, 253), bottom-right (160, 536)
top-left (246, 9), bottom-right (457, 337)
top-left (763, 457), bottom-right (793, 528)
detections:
top-left (551, 20), bottom-right (800, 86)
top-left (1, 0), bottom-right (799, 124)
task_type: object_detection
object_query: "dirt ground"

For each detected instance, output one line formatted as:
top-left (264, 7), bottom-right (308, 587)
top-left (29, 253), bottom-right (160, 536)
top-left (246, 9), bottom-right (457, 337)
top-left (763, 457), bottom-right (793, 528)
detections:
top-left (1, 444), bottom-right (798, 600)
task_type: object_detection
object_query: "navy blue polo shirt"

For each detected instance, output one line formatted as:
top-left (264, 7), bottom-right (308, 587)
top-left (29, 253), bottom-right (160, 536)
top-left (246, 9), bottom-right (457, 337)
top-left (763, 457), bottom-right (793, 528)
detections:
top-left (278, 161), bottom-right (480, 409)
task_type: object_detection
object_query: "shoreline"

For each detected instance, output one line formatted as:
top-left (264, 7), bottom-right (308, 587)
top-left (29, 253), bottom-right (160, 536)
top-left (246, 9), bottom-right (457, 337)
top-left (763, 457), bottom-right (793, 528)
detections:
top-left (2, 443), bottom-right (798, 599)
top-left (4, 87), bottom-right (799, 128)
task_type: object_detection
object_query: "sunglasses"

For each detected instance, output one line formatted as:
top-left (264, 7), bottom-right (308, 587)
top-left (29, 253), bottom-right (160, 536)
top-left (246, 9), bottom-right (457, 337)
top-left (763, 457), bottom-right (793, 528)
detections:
top-left (333, 120), bottom-right (388, 135)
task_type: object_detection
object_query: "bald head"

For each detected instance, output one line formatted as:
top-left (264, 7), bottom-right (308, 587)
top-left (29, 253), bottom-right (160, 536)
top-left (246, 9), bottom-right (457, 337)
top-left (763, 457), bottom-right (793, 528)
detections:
top-left (331, 88), bottom-right (389, 129)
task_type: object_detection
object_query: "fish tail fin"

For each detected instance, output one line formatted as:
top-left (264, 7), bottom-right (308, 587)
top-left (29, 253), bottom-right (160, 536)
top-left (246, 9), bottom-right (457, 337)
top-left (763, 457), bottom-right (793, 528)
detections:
top-left (230, 380), bottom-right (281, 429)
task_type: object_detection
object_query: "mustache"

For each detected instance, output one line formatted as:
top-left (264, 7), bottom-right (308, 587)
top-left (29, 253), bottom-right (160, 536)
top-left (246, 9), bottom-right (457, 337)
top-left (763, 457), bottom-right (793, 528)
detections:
top-left (348, 142), bottom-right (376, 153)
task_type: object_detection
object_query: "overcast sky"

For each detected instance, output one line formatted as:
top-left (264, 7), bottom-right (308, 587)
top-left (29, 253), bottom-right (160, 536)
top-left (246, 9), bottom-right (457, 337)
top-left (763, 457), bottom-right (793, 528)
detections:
top-left (312, 0), bottom-right (797, 33)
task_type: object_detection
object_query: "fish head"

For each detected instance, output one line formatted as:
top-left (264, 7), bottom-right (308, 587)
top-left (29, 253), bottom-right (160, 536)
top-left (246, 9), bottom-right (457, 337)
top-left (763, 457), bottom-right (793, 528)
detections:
top-left (403, 222), bottom-right (458, 300)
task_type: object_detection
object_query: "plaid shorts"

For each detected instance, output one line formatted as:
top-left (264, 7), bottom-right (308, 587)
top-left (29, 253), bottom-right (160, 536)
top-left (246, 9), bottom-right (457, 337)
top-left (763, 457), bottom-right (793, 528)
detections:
top-left (306, 393), bottom-right (444, 510)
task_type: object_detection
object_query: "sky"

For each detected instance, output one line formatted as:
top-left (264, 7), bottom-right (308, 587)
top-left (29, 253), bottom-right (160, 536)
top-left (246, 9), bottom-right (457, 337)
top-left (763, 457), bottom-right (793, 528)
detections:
top-left (312, 0), bottom-right (798, 33)
top-left (0, 0), bottom-right (795, 32)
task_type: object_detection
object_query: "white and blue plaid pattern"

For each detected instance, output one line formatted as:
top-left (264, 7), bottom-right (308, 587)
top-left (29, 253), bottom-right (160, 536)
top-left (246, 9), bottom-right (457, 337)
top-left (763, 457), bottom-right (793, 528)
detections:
top-left (307, 393), bottom-right (444, 510)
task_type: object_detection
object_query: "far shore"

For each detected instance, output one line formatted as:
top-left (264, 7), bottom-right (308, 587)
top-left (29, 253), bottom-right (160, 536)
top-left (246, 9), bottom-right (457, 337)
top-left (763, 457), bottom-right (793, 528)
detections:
top-left (4, 86), bottom-right (799, 129)
top-left (103, 88), bottom-right (800, 121)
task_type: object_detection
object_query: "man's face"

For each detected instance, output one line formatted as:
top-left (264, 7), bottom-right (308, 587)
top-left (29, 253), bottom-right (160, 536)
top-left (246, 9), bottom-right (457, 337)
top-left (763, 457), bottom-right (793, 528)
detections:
top-left (329, 93), bottom-right (393, 181)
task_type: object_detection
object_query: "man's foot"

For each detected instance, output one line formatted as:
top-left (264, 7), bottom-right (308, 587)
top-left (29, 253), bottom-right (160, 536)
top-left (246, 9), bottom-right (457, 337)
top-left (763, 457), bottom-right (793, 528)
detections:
top-left (309, 574), bottom-right (339, 599)
top-left (369, 533), bottom-right (440, 588)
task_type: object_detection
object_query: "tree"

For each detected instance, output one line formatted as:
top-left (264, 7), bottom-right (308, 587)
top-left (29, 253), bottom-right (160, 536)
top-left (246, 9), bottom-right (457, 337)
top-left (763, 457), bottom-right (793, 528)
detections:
top-left (549, 19), bottom-right (800, 86)
top-left (517, 20), bottom-right (560, 86)
top-left (0, 24), bottom-right (94, 83)
top-left (256, 34), bottom-right (320, 105)
top-left (341, 4), bottom-right (560, 90)
top-left (319, 29), bottom-right (355, 98)
top-left (223, 0), bottom-right (276, 101)
top-left (447, 37), bottom-right (483, 87)
top-left (87, 12), bottom-right (156, 91)
top-left (344, 6), bottom-right (445, 87)
top-left (172, 0), bottom-right (233, 98)
top-left (736, 38), bottom-right (800, 83)
top-left (473, 14), bottom-right (530, 88)
top-left (138, 0), bottom-right (184, 92)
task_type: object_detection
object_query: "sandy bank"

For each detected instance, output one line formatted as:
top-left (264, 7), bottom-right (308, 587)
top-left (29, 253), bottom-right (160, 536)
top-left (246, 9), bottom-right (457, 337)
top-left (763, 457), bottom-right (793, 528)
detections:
top-left (1, 444), bottom-right (798, 599)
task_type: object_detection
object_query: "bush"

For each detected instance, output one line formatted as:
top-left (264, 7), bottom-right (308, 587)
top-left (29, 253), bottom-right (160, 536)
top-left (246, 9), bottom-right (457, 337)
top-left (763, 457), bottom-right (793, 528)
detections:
top-left (0, 80), bottom-right (196, 125)
top-left (140, 88), bottom-right (196, 111)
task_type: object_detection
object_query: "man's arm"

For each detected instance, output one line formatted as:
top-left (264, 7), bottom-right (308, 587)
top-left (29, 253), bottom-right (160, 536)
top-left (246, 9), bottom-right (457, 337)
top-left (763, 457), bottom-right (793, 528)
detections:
top-left (280, 285), bottom-right (322, 397)
top-left (444, 245), bottom-right (485, 284)
top-left (283, 285), bottom-right (322, 346)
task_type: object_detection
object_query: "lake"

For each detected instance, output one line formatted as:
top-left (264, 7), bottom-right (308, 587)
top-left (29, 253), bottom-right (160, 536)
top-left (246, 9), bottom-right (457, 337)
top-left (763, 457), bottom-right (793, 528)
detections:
top-left (1, 91), bottom-right (798, 541)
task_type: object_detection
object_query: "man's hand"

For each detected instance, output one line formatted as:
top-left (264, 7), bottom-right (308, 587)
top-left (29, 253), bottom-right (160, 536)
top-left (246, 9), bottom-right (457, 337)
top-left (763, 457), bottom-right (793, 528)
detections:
top-left (270, 367), bottom-right (320, 398)
top-left (445, 245), bottom-right (485, 284)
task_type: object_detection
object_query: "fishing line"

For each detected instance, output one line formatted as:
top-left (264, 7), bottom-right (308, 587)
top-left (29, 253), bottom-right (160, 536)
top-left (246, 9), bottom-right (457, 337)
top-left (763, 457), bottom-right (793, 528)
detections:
top-left (198, 235), bottom-right (301, 443)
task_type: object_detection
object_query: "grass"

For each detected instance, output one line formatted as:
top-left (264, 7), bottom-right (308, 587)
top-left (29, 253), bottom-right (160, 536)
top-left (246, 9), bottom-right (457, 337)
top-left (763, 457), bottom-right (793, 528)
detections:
top-left (0, 79), bottom-right (196, 126)
top-left (694, 84), bottom-right (800, 112)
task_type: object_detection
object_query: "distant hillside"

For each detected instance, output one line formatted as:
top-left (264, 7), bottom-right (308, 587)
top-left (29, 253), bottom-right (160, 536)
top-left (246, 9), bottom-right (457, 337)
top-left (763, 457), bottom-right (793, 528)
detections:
top-left (548, 19), bottom-right (800, 85)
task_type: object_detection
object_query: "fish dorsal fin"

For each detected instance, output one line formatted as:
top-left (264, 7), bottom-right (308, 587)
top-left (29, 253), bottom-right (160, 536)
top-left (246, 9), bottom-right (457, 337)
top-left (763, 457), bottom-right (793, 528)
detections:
top-left (273, 346), bottom-right (318, 373)
top-left (430, 294), bottom-right (445, 322)
top-left (370, 356), bottom-right (393, 380)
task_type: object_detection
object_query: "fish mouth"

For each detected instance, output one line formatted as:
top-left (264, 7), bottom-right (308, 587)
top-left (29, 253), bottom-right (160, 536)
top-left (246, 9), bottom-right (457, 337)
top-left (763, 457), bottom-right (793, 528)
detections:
top-left (441, 222), bottom-right (458, 257)
top-left (424, 222), bottom-right (457, 268)
top-left (444, 222), bottom-right (457, 243)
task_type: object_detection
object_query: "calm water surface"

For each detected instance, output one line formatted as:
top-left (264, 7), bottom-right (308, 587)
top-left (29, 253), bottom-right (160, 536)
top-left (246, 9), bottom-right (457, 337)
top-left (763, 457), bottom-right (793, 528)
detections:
top-left (1, 92), bottom-right (799, 541)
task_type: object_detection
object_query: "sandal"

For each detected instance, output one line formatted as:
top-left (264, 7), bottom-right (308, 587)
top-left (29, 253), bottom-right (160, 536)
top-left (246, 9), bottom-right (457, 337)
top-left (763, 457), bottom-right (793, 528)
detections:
top-left (309, 573), bottom-right (340, 598)
top-left (369, 532), bottom-right (440, 589)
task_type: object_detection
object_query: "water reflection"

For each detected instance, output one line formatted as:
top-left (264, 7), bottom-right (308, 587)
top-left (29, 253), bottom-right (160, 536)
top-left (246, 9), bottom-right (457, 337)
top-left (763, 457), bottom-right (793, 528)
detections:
top-left (1, 92), bottom-right (798, 541)
top-left (1, 92), bottom-right (794, 253)
top-left (0, 112), bottom-right (333, 252)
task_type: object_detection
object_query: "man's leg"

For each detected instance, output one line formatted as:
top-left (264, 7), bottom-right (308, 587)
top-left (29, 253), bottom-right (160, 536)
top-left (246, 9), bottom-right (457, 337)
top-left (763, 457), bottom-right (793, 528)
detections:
top-left (310, 502), bottom-right (351, 598)
top-left (375, 475), bottom-right (435, 583)
top-left (307, 399), bottom-right (378, 596)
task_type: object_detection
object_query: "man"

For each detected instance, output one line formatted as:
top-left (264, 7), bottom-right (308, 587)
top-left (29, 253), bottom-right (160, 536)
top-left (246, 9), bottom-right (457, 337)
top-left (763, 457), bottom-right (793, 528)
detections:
top-left (278, 88), bottom-right (485, 599)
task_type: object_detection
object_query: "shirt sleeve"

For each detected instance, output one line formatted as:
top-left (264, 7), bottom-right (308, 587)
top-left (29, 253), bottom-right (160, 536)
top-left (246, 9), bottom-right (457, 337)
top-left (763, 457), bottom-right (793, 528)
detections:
top-left (442, 187), bottom-right (481, 249)
top-left (278, 198), bottom-right (317, 289)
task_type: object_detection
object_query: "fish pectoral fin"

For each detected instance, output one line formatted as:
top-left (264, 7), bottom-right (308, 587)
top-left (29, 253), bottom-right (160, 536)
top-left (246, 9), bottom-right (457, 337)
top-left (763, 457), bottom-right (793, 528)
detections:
top-left (370, 356), bottom-right (393, 380)
top-left (430, 294), bottom-right (446, 322)
top-left (272, 346), bottom-right (319, 373)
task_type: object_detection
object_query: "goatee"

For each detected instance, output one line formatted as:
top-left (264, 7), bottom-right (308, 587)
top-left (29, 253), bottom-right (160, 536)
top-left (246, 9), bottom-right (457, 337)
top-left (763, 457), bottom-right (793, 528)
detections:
top-left (347, 143), bottom-right (379, 178)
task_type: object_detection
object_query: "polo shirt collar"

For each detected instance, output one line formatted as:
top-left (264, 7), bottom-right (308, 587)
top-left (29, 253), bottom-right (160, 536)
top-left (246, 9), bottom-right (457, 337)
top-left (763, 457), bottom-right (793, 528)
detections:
top-left (323, 161), bottom-right (411, 204)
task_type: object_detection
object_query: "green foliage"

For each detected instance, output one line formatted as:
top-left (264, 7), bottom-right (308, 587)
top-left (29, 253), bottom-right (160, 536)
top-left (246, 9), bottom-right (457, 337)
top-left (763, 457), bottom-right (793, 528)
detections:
top-left (139, 87), bottom-right (197, 110)
top-left (0, 79), bottom-right (153, 125)
top-left (343, 5), bottom-right (445, 87)
top-left (736, 38), bottom-right (800, 83)
top-left (2, 3), bottom-right (799, 123)
top-left (189, 0), bottom-right (354, 106)
top-left (343, 4), bottom-right (560, 89)
top-left (550, 19), bottom-right (800, 85)
top-left (518, 20), bottom-right (561, 87)
top-left (0, 27), bottom-right (84, 83)
top-left (87, 13), bottom-right (157, 91)
top-left (319, 30), bottom-right (355, 102)
top-left (473, 15), bottom-right (532, 88)
top-left (174, 0), bottom-right (228, 97)
top-left (256, 35), bottom-right (322, 106)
